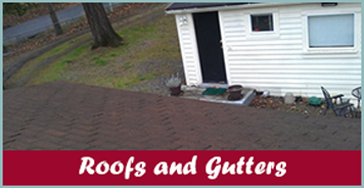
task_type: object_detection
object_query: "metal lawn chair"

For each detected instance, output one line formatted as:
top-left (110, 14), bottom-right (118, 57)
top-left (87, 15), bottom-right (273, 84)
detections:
top-left (321, 86), bottom-right (355, 117)
top-left (351, 86), bottom-right (361, 109)
top-left (351, 86), bottom-right (361, 118)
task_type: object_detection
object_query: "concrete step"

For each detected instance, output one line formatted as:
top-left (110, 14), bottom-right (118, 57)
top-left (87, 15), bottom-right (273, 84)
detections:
top-left (181, 85), bottom-right (256, 106)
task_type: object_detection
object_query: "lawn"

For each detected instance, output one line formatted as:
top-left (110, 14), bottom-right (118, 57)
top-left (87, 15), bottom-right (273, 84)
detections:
top-left (5, 4), bottom-right (182, 92)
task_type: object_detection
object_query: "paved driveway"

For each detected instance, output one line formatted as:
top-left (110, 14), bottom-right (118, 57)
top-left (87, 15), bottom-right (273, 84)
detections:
top-left (3, 82), bottom-right (361, 150)
top-left (3, 3), bottom-right (121, 45)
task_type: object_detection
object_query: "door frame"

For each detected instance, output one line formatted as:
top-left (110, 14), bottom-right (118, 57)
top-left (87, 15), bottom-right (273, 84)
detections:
top-left (192, 11), bottom-right (229, 84)
top-left (175, 12), bottom-right (230, 86)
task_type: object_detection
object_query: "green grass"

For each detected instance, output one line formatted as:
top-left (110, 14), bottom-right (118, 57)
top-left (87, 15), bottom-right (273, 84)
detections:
top-left (6, 5), bottom-right (181, 90)
top-left (6, 35), bottom-right (91, 82)
top-left (91, 56), bottom-right (108, 66)
top-left (123, 61), bottom-right (133, 70)
top-left (95, 59), bottom-right (107, 66)
top-left (139, 73), bottom-right (155, 81)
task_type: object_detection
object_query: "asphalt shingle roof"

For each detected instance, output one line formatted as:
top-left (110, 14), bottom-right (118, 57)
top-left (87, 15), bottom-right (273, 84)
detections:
top-left (3, 82), bottom-right (361, 150)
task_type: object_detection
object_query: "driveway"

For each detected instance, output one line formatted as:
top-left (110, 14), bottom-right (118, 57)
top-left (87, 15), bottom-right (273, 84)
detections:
top-left (3, 81), bottom-right (361, 150)
top-left (3, 3), bottom-right (121, 45)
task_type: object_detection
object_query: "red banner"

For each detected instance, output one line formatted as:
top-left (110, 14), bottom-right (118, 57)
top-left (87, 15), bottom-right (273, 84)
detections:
top-left (3, 150), bottom-right (361, 186)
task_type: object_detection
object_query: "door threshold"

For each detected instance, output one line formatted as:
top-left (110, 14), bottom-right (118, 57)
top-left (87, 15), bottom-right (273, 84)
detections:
top-left (199, 83), bottom-right (229, 89)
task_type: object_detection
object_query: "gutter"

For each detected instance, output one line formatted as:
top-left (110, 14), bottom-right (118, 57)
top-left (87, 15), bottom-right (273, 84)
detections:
top-left (165, 2), bottom-right (307, 14)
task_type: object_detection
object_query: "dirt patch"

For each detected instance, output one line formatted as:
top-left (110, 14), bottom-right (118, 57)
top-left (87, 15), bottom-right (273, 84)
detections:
top-left (129, 58), bottom-right (185, 95)
top-left (249, 94), bottom-right (360, 119)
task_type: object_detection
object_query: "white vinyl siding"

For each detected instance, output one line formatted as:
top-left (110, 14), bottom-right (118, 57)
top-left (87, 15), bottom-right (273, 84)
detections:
top-left (175, 3), bottom-right (361, 103)
top-left (175, 14), bottom-right (202, 85)
top-left (218, 3), bottom-right (361, 102)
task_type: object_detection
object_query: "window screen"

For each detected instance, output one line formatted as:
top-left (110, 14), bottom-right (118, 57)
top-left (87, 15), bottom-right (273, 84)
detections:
top-left (251, 14), bottom-right (273, 32)
top-left (308, 14), bottom-right (354, 48)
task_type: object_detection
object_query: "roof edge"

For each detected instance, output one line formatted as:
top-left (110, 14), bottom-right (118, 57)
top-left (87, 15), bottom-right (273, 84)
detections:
top-left (165, 3), bottom-right (304, 14)
top-left (164, 3), bottom-right (174, 12)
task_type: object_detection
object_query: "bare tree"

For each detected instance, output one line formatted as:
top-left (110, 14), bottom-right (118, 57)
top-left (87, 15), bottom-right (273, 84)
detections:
top-left (46, 3), bottom-right (63, 36)
top-left (82, 3), bottom-right (123, 49)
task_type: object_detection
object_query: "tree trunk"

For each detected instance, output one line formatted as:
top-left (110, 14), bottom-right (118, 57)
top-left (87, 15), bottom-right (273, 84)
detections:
top-left (82, 3), bottom-right (123, 49)
top-left (46, 3), bottom-right (63, 36)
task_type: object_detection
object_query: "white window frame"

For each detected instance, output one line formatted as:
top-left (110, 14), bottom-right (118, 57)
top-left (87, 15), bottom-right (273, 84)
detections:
top-left (303, 12), bottom-right (358, 54)
top-left (246, 9), bottom-right (280, 40)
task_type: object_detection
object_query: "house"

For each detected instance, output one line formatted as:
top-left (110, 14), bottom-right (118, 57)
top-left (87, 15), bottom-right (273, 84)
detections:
top-left (165, 3), bottom-right (361, 104)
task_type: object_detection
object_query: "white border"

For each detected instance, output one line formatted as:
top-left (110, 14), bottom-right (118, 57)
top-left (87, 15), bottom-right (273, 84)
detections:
top-left (303, 12), bottom-right (360, 55)
top-left (245, 10), bottom-right (280, 40)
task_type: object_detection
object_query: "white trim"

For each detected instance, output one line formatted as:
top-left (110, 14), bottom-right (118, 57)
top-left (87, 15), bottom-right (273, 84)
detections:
top-left (218, 11), bottom-right (231, 85)
top-left (189, 14), bottom-right (203, 85)
top-left (165, 3), bottom-right (305, 14)
top-left (175, 14), bottom-right (191, 85)
top-left (302, 12), bottom-right (359, 55)
top-left (175, 14), bottom-right (203, 86)
top-left (245, 9), bottom-right (280, 40)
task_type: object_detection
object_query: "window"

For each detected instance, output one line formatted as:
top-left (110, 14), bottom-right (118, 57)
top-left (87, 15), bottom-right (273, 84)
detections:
top-left (308, 14), bottom-right (354, 48)
top-left (251, 14), bottom-right (274, 32)
top-left (246, 11), bottom-right (279, 39)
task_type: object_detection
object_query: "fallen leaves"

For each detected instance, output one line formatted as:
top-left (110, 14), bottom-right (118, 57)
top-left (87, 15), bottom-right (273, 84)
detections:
top-left (249, 95), bottom-right (327, 116)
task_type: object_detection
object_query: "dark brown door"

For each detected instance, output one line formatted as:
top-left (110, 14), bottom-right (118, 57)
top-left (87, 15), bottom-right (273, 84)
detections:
top-left (193, 11), bottom-right (227, 84)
